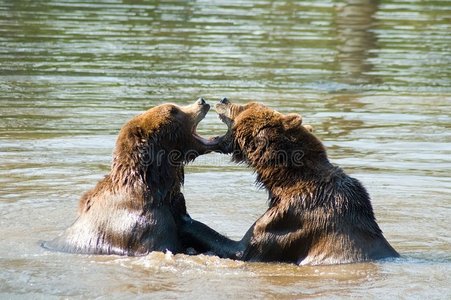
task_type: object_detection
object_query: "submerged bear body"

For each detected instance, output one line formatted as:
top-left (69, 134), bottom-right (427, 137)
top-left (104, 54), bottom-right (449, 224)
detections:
top-left (44, 99), bottom-right (217, 256)
top-left (181, 99), bottom-right (399, 265)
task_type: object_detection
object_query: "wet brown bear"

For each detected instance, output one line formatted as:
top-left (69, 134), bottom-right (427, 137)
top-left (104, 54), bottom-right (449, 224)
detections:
top-left (43, 98), bottom-right (217, 255)
top-left (180, 98), bottom-right (399, 265)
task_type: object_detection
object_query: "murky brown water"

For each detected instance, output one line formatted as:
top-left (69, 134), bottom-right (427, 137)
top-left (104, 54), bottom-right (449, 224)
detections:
top-left (1, 0), bottom-right (450, 298)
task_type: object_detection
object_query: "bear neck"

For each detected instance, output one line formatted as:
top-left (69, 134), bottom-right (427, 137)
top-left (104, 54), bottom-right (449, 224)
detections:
top-left (110, 136), bottom-right (180, 208)
top-left (251, 128), bottom-right (340, 201)
top-left (110, 137), bottom-right (147, 187)
top-left (110, 155), bottom-right (146, 189)
top-left (255, 151), bottom-right (337, 203)
top-left (110, 154), bottom-right (182, 208)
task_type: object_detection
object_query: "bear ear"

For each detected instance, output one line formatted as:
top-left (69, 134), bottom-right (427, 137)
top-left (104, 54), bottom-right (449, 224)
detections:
top-left (283, 113), bottom-right (303, 129)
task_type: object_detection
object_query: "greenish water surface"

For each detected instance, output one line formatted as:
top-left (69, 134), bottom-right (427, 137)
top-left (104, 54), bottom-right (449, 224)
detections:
top-left (0, 0), bottom-right (450, 299)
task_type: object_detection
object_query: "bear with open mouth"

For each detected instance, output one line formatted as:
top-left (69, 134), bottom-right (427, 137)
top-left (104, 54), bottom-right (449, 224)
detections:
top-left (43, 98), bottom-right (218, 256)
top-left (180, 98), bottom-right (399, 265)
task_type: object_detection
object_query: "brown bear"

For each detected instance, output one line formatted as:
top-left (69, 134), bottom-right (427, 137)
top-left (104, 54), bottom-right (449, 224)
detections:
top-left (43, 98), bottom-right (218, 256)
top-left (180, 98), bottom-right (399, 265)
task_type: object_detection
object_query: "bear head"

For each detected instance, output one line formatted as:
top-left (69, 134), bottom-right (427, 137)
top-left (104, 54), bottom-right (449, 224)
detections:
top-left (111, 98), bottom-right (218, 188)
top-left (215, 98), bottom-right (324, 172)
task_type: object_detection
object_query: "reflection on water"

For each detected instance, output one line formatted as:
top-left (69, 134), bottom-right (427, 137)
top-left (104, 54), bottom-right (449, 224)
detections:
top-left (0, 0), bottom-right (450, 298)
top-left (334, 0), bottom-right (379, 84)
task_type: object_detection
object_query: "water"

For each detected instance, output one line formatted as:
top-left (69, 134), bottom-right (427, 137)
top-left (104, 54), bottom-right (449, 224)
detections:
top-left (0, 0), bottom-right (450, 298)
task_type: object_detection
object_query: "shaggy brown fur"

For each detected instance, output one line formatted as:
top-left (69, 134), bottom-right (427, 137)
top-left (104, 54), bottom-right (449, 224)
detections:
top-left (180, 98), bottom-right (399, 265)
top-left (43, 99), bottom-right (218, 256)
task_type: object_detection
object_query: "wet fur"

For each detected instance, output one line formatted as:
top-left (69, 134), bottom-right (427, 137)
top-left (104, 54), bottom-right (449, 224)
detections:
top-left (43, 102), bottom-right (213, 256)
top-left (181, 101), bottom-right (399, 265)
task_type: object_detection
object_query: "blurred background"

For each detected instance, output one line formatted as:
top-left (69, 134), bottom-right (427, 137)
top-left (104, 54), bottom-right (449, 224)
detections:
top-left (0, 0), bottom-right (450, 298)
